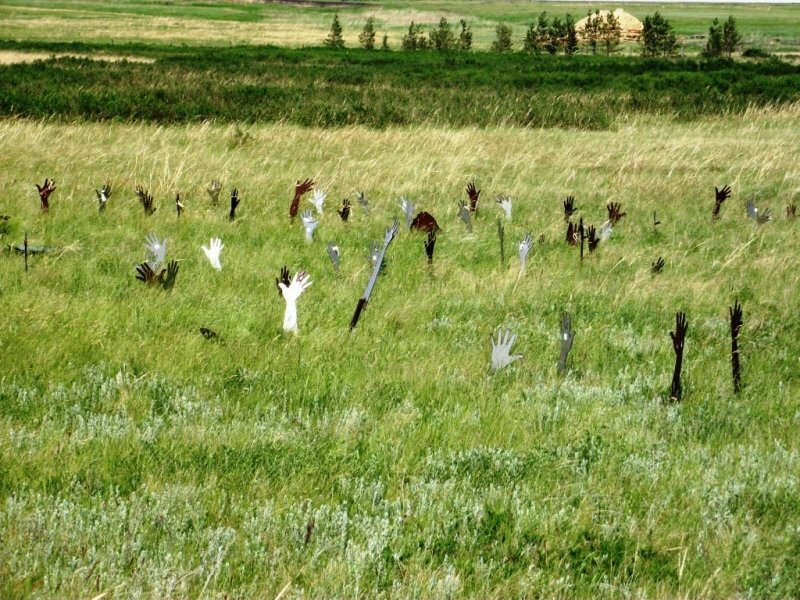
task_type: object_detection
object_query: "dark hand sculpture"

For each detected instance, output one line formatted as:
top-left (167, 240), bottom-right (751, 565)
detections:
top-left (36, 179), bottom-right (56, 213)
top-left (712, 185), bottom-right (731, 219)
top-left (669, 311), bottom-right (688, 401)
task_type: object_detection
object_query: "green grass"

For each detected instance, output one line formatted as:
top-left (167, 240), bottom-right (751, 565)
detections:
top-left (0, 44), bottom-right (799, 128)
top-left (0, 0), bottom-right (799, 52)
top-left (1, 2), bottom-right (799, 597)
top-left (0, 110), bottom-right (799, 597)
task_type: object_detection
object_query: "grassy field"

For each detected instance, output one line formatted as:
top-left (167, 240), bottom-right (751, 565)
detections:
top-left (1, 1), bottom-right (800, 598)
top-left (1, 106), bottom-right (799, 597)
top-left (0, 0), bottom-right (799, 53)
top-left (1, 45), bottom-right (798, 128)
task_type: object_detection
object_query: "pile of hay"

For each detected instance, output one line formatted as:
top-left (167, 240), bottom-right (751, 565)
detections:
top-left (575, 9), bottom-right (643, 42)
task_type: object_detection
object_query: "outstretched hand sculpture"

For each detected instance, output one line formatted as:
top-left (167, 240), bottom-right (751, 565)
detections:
top-left (278, 271), bottom-right (313, 333)
top-left (301, 210), bottom-right (319, 243)
top-left (496, 195), bottom-right (512, 220)
top-left (712, 185), bottom-right (731, 219)
top-left (202, 237), bottom-right (224, 271)
top-left (206, 179), bottom-right (222, 205)
top-left (96, 182), bottom-right (111, 213)
top-left (669, 311), bottom-right (688, 401)
top-left (290, 178), bottom-right (314, 218)
top-left (490, 328), bottom-right (522, 373)
top-left (36, 178), bottom-right (56, 213)
top-left (310, 189), bottom-right (326, 215)
top-left (466, 182), bottom-right (480, 214)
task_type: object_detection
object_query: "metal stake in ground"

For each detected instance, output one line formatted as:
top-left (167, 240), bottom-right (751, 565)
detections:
top-left (497, 217), bottom-right (505, 265)
top-left (669, 311), bottom-right (688, 401)
top-left (558, 312), bottom-right (575, 374)
top-left (349, 219), bottom-right (399, 331)
top-left (24, 231), bottom-right (28, 272)
top-left (579, 216), bottom-right (585, 262)
top-left (730, 300), bottom-right (743, 394)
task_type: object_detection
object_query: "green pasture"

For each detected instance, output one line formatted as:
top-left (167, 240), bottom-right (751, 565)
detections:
top-left (0, 0), bottom-right (798, 52)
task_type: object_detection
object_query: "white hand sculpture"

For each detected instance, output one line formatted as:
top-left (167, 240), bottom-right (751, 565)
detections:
top-left (746, 199), bottom-right (771, 223)
top-left (327, 242), bottom-right (340, 273)
top-left (518, 233), bottom-right (533, 271)
top-left (309, 189), bottom-right (326, 215)
top-left (490, 328), bottom-right (522, 373)
top-left (357, 191), bottom-right (370, 215)
top-left (458, 200), bottom-right (472, 232)
top-left (496, 195), bottom-right (512, 220)
top-left (96, 184), bottom-right (111, 212)
top-left (600, 222), bottom-right (613, 242)
top-left (278, 271), bottom-right (313, 333)
top-left (301, 210), bottom-right (319, 243)
top-left (144, 232), bottom-right (167, 268)
top-left (400, 196), bottom-right (415, 229)
top-left (202, 237), bottom-right (224, 271)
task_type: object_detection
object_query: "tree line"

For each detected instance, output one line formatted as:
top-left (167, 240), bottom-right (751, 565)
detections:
top-left (324, 12), bottom-right (747, 59)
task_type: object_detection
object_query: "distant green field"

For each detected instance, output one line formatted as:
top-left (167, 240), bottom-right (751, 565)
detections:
top-left (0, 0), bottom-right (798, 52)
top-left (1, 44), bottom-right (799, 128)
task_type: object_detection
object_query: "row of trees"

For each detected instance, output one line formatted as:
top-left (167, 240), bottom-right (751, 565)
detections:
top-left (325, 12), bottom-right (743, 59)
top-left (703, 16), bottom-right (742, 59)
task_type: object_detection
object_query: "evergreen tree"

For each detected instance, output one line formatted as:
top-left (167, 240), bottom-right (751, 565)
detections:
top-left (703, 18), bottom-right (723, 59)
top-left (429, 17), bottom-right (456, 51)
top-left (722, 15), bottom-right (742, 58)
top-left (491, 23), bottom-right (513, 53)
top-left (564, 14), bottom-right (578, 55)
top-left (402, 21), bottom-right (429, 51)
top-left (535, 12), bottom-right (550, 52)
top-left (641, 12), bottom-right (677, 57)
top-left (324, 14), bottom-right (345, 49)
top-left (600, 12), bottom-right (621, 55)
top-left (583, 11), bottom-right (600, 55)
top-left (546, 17), bottom-right (565, 55)
top-left (522, 22), bottom-right (540, 54)
top-left (381, 33), bottom-right (389, 50)
top-left (359, 17), bottom-right (376, 50)
top-left (458, 19), bottom-right (473, 51)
